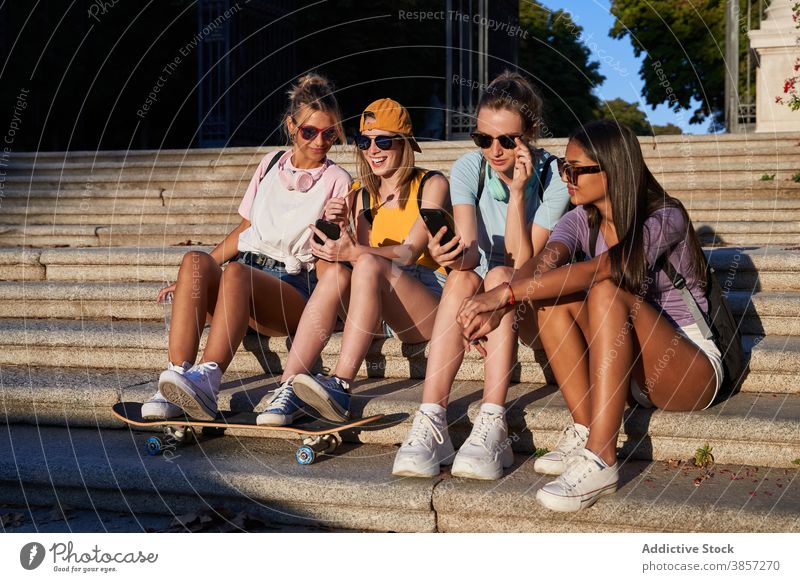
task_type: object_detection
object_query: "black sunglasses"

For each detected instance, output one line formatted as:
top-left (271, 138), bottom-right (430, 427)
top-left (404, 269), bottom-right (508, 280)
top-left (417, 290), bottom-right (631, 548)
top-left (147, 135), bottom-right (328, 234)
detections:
top-left (557, 157), bottom-right (603, 185)
top-left (355, 134), bottom-right (404, 151)
top-left (470, 132), bottom-right (523, 150)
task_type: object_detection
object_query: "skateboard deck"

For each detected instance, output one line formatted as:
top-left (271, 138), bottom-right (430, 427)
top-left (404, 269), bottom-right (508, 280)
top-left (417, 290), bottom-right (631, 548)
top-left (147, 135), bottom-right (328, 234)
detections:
top-left (112, 402), bottom-right (386, 464)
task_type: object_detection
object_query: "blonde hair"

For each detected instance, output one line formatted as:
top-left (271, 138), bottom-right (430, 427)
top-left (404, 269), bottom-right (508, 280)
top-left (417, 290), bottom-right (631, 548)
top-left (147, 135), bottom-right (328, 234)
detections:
top-left (356, 137), bottom-right (417, 210)
top-left (283, 73), bottom-right (345, 145)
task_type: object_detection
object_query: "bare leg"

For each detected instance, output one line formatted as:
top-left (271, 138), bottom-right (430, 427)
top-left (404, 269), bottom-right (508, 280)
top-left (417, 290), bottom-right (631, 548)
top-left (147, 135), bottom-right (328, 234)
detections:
top-left (535, 293), bottom-right (592, 426)
top-left (584, 280), bottom-right (717, 466)
top-left (282, 261), bottom-right (353, 381)
top-left (168, 251), bottom-right (222, 366)
top-left (420, 270), bottom-right (483, 406)
top-left (479, 267), bottom-right (521, 406)
top-left (200, 261), bottom-right (308, 372)
top-left (333, 254), bottom-right (441, 381)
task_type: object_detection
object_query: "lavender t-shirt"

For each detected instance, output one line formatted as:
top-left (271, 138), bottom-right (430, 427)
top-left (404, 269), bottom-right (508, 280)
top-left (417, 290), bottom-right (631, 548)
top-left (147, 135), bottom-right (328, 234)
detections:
top-left (548, 205), bottom-right (708, 327)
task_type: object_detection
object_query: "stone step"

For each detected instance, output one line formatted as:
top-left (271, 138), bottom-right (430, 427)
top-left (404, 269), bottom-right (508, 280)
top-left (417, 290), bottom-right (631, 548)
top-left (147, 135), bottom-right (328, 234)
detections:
top-left (0, 319), bottom-right (794, 394)
top-left (1, 366), bottom-right (798, 469)
top-left (9, 156), bottom-right (800, 179)
top-left (6, 218), bottom-right (800, 248)
top-left (6, 199), bottom-right (800, 227)
top-left (0, 423), bottom-right (796, 532)
top-left (0, 281), bottom-right (793, 335)
top-left (2, 246), bottom-right (799, 292)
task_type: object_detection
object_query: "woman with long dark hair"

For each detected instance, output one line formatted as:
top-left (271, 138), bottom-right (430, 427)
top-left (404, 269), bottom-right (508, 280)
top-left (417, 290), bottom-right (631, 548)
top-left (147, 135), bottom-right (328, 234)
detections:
top-left (457, 120), bottom-right (723, 512)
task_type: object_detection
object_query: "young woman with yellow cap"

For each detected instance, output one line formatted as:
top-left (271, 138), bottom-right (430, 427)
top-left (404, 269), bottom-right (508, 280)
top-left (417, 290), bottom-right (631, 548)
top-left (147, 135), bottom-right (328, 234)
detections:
top-left (255, 98), bottom-right (451, 426)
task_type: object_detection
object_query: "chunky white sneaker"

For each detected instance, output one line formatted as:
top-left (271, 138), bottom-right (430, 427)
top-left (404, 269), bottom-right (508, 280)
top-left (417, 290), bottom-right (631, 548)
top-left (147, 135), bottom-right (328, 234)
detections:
top-left (256, 379), bottom-right (309, 426)
top-left (159, 362), bottom-right (221, 421)
top-left (535, 448), bottom-right (619, 512)
top-left (451, 405), bottom-right (514, 481)
top-left (534, 422), bottom-right (590, 476)
top-left (142, 362), bottom-right (192, 420)
top-left (392, 409), bottom-right (455, 478)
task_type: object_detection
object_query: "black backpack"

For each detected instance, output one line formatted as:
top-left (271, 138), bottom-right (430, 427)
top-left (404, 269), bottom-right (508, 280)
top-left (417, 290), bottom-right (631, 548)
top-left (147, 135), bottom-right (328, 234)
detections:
top-left (587, 224), bottom-right (746, 401)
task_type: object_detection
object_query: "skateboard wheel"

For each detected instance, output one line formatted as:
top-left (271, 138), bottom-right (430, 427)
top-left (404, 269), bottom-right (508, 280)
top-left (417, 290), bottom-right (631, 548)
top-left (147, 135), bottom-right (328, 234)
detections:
top-left (296, 445), bottom-right (316, 465)
top-left (144, 436), bottom-right (163, 456)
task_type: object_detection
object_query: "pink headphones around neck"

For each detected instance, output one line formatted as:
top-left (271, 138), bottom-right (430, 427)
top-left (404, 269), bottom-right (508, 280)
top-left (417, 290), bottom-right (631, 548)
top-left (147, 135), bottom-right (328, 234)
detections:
top-left (277, 152), bottom-right (332, 193)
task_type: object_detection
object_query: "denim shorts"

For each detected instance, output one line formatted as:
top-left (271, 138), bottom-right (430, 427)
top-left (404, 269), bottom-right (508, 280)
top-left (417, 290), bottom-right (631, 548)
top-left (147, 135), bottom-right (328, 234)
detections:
top-left (235, 255), bottom-right (317, 301)
top-left (382, 263), bottom-right (447, 338)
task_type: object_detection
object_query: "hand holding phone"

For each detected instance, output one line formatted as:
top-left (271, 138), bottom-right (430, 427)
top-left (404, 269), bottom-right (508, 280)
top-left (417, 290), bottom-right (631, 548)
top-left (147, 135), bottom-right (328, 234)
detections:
top-left (420, 208), bottom-right (456, 247)
top-left (313, 219), bottom-right (341, 245)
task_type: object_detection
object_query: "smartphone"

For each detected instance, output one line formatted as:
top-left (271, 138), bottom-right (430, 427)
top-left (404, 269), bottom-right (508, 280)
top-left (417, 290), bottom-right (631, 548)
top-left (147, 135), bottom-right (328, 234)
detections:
top-left (420, 208), bottom-right (456, 247)
top-left (313, 219), bottom-right (341, 245)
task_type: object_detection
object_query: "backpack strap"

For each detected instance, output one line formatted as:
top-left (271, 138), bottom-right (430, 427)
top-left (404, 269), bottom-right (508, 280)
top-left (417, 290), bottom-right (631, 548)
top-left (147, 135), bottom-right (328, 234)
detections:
top-left (360, 187), bottom-right (373, 226)
top-left (263, 150), bottom-right (284, 181)
top-left (417, 170), bottom-right (444, 211)
top-left (477, 156), bottom-right (487, 203)
top-left (655, 254), bottom-right (714, 340)
top-left (589, 221), bottom-right (599, 259)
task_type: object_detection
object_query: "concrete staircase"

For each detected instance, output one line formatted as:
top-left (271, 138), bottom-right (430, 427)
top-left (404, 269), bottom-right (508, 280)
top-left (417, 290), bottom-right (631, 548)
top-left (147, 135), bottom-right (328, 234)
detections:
top-left (0, 135), bottom-right (798, 532)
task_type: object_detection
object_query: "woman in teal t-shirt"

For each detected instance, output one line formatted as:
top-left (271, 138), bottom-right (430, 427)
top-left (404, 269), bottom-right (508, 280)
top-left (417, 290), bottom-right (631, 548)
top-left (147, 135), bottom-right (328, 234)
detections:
top-left (392, 71), bottom-right (571, 481)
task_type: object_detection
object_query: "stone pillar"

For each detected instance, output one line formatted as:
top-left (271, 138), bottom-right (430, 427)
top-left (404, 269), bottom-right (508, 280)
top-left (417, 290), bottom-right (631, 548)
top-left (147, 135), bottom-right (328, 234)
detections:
top-left (748, 1), bottom-right (800, 133)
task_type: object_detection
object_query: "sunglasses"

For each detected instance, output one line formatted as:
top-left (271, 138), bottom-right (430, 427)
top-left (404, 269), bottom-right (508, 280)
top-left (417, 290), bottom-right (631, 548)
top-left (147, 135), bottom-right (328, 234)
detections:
top-left (295, 123), bottom-right (338, 142)
top-left (355, 134), bottom-right (404, 151)
top-left (557, 158), bottom-right (603, 185)
top-left (470, 132), bottom-right (523, 150)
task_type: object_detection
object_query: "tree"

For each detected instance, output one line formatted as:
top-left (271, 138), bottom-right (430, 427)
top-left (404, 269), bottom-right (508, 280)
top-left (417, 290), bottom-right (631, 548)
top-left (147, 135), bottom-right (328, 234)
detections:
top-left (652, 123), bottom-right (683, 135)
top-left (597, 98), bottom-right (652, 134)
top-left (519, 3), bottom-right (605, 136)
top-left (609, 0), bottom-right (761, 129)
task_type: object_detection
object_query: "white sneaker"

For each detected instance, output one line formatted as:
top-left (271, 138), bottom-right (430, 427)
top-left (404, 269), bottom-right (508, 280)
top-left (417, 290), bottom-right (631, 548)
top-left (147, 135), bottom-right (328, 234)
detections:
top-left (392, 409), bottom-right (455, 478)
top-left (451, 405), bottom-right (514, 481)
top-left (159, 361), bottom-right (221, 421)
top-left (535, 448), bottom-right (619, 512)
top-left (534, 422), bottom-right (590, 476)
top-left (142, 362), bottom-right (192, 420)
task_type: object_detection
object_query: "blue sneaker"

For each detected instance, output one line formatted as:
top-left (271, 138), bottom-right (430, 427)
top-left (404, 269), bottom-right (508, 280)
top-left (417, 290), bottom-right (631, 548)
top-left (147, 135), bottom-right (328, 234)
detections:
top-left (292, 373), bottom-right (351, 422)
top-left (256, 379), bottom-right (309, 426)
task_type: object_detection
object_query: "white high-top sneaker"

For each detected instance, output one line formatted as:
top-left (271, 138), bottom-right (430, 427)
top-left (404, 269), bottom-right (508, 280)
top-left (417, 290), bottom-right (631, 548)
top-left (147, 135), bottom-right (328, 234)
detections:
top-left (451, 403), bottom-right (514, 480)
top-left (159, 362), bottom-right (221, 421)
top-left (534, 422), bottom-right (590, 476)
top-left (535, 448), bottom-right (619, 512)
top-left (392, 407), bottom-right (455, 478)
top-left (142, 361), bottom-right (192, 420)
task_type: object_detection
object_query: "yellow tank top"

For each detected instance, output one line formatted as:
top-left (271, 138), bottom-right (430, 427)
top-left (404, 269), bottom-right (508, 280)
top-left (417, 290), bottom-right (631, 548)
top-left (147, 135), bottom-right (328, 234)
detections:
top-left (365, 169), bottom-right (445, 274)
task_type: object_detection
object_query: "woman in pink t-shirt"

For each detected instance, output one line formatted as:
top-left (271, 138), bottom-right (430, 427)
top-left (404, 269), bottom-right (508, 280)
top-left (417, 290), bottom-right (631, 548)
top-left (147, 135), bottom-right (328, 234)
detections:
top-left (458, 120), bottom-right (723, 513)
top-left (141, 74), bottom-right (352, 422)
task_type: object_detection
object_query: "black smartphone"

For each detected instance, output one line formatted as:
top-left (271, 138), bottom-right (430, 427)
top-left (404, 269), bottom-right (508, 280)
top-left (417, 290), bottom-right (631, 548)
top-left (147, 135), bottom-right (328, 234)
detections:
top-left (420, 208), bottom-right (456, 247)
top-left (313, 219), bottom-right (341, 245)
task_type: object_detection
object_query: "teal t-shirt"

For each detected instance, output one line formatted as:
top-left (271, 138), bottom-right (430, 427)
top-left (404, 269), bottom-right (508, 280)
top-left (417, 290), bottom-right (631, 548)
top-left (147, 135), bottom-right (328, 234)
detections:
top-left (449, 150), bottom-right (571, 277)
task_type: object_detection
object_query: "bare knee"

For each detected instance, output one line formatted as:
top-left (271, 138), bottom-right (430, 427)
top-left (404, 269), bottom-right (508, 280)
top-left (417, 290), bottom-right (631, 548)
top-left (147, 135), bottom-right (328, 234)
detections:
top-left (586, 279), bottom-right (628, 313)
top-left (483, 265), bottom-right (513, 290)
top-left (351, 253), bottom-right (388, 282)
top-left (317, 261), bottom-right (352, 286)
top-left (176, 251), bottom-right (219, 287)
top-left (442, 269), bottom-right (482, 297)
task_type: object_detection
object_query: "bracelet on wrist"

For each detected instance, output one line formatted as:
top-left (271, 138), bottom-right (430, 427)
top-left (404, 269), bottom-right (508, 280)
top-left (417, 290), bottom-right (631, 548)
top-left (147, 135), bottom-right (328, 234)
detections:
top-left (504, 281), bottom-right (516, 306)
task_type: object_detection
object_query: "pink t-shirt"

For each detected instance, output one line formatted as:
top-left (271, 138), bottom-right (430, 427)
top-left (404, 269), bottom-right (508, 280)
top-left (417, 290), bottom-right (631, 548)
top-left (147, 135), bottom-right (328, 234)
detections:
top-left (236, 150), bottom-right (352, 273)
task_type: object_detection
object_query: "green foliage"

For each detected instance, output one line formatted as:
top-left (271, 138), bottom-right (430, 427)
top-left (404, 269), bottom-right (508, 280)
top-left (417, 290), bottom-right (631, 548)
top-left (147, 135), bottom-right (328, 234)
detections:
top-left (609, 0), bottom-right (761, 129)
top-left (597, 98), bottom-right (652, 135)
top-left (793, 458), bottom-right (800, 465)
top-left (534, 447), bottom-right (550, 458)
top-left (651, 123), bottom-right (683, 135)
top-left (792, 172), bottom-right (800, 183)
top-left (519, 3), bottom-right (605, 136)
top-left (694, 443), bottom-right (715, 468)
top-left (760, 173), bottom-right (776, 181)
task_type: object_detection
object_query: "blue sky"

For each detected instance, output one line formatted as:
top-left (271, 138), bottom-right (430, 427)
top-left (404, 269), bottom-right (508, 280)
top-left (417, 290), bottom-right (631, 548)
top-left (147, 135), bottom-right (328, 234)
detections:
top-left (541, 0), bottom-right (705, 133)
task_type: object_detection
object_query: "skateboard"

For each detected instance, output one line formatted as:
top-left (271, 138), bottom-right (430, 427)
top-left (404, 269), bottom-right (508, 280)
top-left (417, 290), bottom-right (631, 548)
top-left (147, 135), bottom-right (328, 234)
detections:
top-left (112, 402), bottom-right (386, 465)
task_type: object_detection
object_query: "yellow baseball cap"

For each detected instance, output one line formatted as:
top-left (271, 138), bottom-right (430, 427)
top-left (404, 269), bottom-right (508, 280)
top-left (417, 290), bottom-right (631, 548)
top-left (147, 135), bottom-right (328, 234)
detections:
top-left (359, 98), bottom-right (422, 152)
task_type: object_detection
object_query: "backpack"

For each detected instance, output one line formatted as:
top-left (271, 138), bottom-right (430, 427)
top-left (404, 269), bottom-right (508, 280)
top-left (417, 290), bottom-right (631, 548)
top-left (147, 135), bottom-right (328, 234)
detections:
top-left (359, 169), bottom-right (445, 226)
top-left (476, 147), bottom-right (565, 206)
top-left (587, 224), bottom-right (746, 401)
